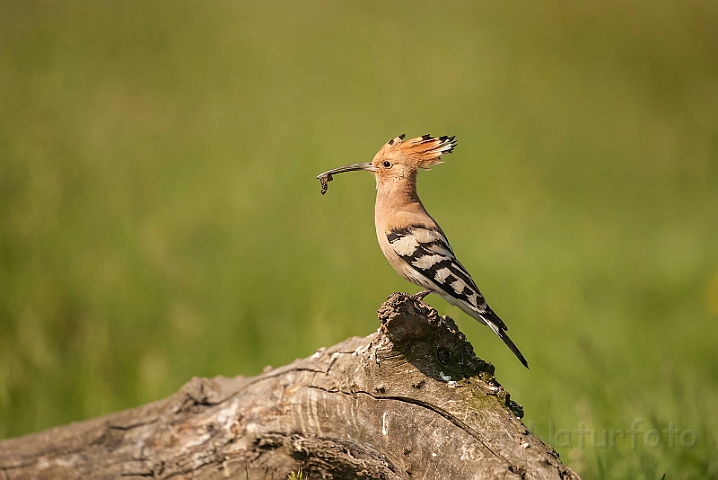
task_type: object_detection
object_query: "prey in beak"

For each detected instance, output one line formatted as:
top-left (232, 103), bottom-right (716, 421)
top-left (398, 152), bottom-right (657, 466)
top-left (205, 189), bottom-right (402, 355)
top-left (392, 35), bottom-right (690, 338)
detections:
top-left (316, 162), bottom-right (376, 195)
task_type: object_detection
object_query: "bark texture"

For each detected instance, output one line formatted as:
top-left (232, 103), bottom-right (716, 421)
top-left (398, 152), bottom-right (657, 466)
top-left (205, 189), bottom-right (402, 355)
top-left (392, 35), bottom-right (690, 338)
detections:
top-left (0, 293), bottom-right (580, 480)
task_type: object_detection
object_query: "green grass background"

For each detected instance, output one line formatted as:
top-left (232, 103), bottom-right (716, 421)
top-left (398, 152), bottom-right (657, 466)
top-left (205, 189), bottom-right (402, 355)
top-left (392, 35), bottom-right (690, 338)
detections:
top-left (1, 1), bottom-right (717, 477)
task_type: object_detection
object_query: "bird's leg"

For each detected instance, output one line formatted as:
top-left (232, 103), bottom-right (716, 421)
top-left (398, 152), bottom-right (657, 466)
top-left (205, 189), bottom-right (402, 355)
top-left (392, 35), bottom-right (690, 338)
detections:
top-left (411, 289), bottom-right (432, 301)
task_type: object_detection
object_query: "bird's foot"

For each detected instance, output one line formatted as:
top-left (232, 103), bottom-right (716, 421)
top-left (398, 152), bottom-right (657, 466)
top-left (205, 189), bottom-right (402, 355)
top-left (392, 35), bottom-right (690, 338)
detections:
top-left (410, 289), bottom-right (432, 302)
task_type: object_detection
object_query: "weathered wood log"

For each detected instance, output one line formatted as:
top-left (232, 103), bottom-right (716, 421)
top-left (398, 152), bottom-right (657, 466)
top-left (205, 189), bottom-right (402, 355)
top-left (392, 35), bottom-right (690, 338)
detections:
top-left (0, 293), bottom-right (580, 480)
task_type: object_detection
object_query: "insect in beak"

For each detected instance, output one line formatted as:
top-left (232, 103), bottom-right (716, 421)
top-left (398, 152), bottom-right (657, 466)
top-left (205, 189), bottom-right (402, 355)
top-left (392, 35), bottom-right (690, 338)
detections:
top-left (316, 162), bottom-right (377, 195)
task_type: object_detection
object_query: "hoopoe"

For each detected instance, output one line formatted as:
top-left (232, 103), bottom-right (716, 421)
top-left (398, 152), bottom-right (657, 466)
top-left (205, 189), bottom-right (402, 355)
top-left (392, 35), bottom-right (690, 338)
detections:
top-left (317, 134), bottom-right (528, 368)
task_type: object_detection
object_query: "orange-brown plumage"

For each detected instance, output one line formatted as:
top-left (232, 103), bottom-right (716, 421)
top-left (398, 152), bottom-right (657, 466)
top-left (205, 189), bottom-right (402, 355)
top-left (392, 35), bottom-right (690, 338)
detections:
top-left (372, 133), bottom-right (457, 172)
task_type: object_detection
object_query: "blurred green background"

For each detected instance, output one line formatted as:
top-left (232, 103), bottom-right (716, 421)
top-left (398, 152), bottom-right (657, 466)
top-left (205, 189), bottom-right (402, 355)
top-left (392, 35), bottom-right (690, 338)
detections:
top-left (1, 0), bottom-right (717, 477)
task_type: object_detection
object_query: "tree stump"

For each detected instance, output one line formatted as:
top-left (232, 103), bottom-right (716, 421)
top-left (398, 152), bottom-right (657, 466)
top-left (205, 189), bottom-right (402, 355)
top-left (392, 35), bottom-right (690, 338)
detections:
top-left (0, 293), bottom-right (580, 480)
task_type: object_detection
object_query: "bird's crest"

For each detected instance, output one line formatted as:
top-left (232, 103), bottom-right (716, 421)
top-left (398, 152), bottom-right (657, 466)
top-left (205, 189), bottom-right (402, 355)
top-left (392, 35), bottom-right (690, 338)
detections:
top-left (382, 133), bottom-right (457, 170)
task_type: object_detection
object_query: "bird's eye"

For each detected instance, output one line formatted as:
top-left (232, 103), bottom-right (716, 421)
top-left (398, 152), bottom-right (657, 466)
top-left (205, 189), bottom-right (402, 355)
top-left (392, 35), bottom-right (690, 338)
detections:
top-left (382, 161), bottom-right (392, 168)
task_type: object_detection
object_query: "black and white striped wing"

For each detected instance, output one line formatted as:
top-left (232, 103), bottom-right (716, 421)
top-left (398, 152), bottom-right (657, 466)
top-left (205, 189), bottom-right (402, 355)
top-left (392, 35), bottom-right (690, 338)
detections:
top-left (386, 224), bottom-right (529, 368)
top-left (386, 225), bottom-right (508, 330)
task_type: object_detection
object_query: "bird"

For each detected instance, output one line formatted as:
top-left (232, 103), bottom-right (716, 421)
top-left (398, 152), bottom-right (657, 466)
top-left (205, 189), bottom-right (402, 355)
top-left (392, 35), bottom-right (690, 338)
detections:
top-left (317, 133), bottom-right (528, 368)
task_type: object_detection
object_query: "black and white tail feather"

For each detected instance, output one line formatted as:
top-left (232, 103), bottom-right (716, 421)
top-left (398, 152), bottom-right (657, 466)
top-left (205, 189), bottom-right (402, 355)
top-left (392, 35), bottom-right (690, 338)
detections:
top-left (387, 224), bottom-right (529, 369)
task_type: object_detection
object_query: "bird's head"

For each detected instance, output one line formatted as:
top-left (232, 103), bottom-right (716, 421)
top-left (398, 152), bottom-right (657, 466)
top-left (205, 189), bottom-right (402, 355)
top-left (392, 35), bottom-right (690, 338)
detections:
top-left (317, 134), bottom-right (456, 193)
top-left (370, 133), bottom-right (456, 183)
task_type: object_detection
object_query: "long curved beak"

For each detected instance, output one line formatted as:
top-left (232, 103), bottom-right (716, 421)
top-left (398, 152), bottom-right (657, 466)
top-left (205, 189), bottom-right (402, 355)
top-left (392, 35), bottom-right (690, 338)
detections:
top-left (316, 162), bottom-right (376, 195)
top-left (319, 162), bottom-right (377, 176)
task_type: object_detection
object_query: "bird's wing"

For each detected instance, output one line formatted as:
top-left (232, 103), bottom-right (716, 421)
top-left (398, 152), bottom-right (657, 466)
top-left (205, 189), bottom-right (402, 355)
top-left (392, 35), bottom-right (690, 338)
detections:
top-left (385, 224), bottom-right (507, 330)
top-left (386, 224), bottom-right (529, 369)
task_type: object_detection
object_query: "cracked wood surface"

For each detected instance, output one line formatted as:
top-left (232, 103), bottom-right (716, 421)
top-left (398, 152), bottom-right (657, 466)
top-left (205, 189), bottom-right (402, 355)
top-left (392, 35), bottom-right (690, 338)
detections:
top-left (0, 293), bottom-right (580, 480)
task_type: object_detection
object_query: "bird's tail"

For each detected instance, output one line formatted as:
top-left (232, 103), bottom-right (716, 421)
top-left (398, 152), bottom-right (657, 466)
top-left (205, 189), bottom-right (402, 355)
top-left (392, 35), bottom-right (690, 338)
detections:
top-left (444, 294), bottom-right (529, 368)
top-left (483, 311), bottom-right (529, 369)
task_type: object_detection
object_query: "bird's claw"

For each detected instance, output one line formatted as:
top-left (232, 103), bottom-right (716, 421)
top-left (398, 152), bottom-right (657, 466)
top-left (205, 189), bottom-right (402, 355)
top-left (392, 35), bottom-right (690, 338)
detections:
top-left (410, 290), bottom-right (432, 302)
